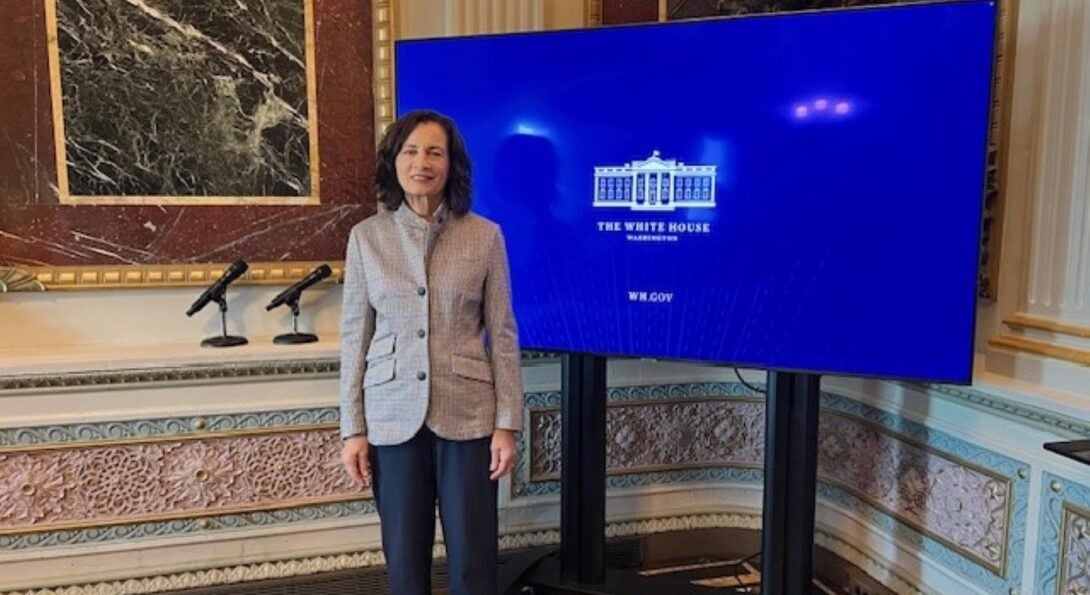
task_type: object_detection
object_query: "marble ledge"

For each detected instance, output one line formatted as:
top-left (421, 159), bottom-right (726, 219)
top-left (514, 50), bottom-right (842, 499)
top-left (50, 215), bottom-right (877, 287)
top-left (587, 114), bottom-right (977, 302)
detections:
top-left (0, 339), bottom-right (340, 378)
top-left (967, 356), bottom-right (1090, 422)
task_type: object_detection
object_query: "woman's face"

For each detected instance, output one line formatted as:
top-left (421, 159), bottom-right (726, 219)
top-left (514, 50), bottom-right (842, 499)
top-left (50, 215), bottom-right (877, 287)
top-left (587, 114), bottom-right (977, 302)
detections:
top-left (395, 122), bottom-right (450, 201)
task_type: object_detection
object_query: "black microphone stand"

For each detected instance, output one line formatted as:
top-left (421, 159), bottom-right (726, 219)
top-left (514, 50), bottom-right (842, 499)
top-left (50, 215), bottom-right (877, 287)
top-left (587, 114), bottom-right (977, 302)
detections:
top-left (273, 294), bottom-right (318, 345)
top-left (202, 292), bottom-right (248, 348)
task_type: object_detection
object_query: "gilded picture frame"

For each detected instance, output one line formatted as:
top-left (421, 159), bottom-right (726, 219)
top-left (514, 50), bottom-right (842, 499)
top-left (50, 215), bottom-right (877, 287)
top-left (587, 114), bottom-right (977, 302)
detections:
top-left (0, 0), bottom-right (385, 290)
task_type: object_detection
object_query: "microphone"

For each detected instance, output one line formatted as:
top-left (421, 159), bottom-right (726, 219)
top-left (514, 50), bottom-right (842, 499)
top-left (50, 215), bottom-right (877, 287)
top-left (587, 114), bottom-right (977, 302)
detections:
top-left (266, 264), bottom-right (332, 311)
top-left (186, 260), bottom-right (249, 317)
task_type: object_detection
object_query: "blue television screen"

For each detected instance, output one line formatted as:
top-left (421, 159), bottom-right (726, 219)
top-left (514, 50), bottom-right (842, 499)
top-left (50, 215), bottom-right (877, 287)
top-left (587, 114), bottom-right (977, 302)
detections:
top-left (396, 0), bottom-right (996, 383)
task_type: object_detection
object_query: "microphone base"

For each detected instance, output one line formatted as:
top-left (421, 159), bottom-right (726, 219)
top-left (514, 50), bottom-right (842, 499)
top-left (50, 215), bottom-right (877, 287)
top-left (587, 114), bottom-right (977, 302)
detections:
top-left (201, 335), bottom-right (249, 348)
top-left (274, 332), bottom-right (319, 345)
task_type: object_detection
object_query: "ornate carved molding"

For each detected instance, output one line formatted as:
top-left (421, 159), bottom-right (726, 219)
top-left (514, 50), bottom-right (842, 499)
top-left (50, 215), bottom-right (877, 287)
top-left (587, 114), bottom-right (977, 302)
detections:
top-left (0, 408), bottom-right (338, 449)
top-left (0, 380), bottom-right (1030, 592)
top-left (1037, 473), bottom-right (1090, 595)
top-left (521, 385), bottom-right (1021, 576)
top-left (586, 0), bottom-right (603, 26)
top-left (2, 512), bottom-right (922, 595)
top-left (0, 360), bottom-right (338, 395)
top-left (1059, 503), bottom-right (1090, 595)
top-left (372, 0), bottom-right (396, 138)
top-left (0, 268), bottom-right (45, 292)
top-left (820, 411), bottom-right (1010, 574)
top-left (26, 262), bottom-right (343, 291)
top-left (528, 397), bottom-right (764, 481)
top-left (0, 352), bottom-right (557, 395)
top-left (919, 382), bottom-right (1090, 438)
top-left (0, 428), bottom-right (364, 535)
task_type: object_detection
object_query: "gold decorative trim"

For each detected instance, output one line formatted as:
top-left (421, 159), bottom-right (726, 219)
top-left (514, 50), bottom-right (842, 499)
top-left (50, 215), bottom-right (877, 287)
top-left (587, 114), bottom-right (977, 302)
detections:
top-left (1058, 502), bottom-right (1090, 595)
top-left (25, 261), bottom-right (343, 290)
top-left (1003, 313), bottom-right (1090, 339)
top-left (43, 0), bottom-right (67, 205)
top-left (981, 0), bottom-right (1017, 300)
top-left (586, 0), bottom-right (603, 26)
top-left (373, 0), bottom-right (396, 139)
top-left (43, 0), bottom-right (321, 206)
top-left (375, 0), bottom-right (604, 136)
top-left (0, 423), bottom-right (339, 455)
top-left (303, 0), bottom-right (321, 204)
top-left (989, 334), bottom-right (1090, 366)
top-left (0, 267), bottom-right (46, 292)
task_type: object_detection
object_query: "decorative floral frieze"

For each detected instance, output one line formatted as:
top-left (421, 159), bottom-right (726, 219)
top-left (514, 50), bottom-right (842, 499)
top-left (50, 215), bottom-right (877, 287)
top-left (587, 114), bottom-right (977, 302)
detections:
top-left (526, 395), bottom-right (1011, 573)
top-left (529, 398), bottom-right (764, 481)
top-left (0, 430), bottom-right (363, 533)
top-left (817, 412), bottom-right (1009, 572)
top-left (1061, 505), bottom-right (1090, 595)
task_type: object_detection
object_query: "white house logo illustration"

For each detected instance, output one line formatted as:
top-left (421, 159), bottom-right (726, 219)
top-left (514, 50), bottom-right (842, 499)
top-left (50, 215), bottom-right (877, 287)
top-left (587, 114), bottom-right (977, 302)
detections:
top-left (593, 150), bottom-right (717, 212)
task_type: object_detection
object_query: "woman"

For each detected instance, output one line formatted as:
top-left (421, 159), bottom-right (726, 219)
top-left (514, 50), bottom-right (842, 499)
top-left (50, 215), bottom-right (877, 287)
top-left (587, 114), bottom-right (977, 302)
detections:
top-left (338, 109), bottom-right (523, 595)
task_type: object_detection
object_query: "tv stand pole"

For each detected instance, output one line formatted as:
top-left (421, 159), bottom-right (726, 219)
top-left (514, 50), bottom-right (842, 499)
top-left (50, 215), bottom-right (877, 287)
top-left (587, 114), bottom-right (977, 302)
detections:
top-left (761, 371), bottom-right (822, 595)
top-left (498, 352), bottom-right (609, 594)
top-left (558, 352), bottom-right (609, 582)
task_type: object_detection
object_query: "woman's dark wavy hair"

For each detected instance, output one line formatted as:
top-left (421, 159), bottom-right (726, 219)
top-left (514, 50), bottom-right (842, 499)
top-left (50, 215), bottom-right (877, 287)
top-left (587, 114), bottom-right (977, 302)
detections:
top-left (374, 109), bottom-right (473, 216)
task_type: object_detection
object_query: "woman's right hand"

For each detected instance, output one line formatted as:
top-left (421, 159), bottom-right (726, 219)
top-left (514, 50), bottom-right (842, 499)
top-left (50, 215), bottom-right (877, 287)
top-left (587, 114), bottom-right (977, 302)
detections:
top-left (341, 435), bottom-right (371, 487)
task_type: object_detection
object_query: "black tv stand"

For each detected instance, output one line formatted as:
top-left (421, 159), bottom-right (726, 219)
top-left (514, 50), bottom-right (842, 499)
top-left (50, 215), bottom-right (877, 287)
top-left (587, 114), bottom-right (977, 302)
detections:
top-left (501, 355), bottom-right (822, 595)
top-left (761, 370), bottom-right (822, 595)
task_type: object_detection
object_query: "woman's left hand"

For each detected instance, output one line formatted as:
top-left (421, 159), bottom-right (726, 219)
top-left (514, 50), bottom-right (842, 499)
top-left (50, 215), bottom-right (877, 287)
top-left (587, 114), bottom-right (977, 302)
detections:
top-left (490, 429), bottom-right (517, 481)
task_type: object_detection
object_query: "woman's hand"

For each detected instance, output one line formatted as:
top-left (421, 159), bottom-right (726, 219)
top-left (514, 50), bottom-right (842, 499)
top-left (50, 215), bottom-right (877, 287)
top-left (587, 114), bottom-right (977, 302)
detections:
top-left (341, 435), bottom-right (371, 487)
top-left (490, 429), bottom-right (517, 481)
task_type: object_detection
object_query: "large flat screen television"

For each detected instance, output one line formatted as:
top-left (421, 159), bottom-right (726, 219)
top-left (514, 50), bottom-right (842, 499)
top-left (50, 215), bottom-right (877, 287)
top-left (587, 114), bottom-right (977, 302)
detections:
top-left (396, 0), bottom-right (996, 384)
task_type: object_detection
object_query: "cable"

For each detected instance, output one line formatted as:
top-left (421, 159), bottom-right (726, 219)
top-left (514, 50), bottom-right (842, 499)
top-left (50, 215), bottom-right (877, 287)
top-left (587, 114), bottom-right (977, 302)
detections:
top-left (734, 367), bottom-right (766, 395)
top-left (729, 549), bottom-right (762, 591)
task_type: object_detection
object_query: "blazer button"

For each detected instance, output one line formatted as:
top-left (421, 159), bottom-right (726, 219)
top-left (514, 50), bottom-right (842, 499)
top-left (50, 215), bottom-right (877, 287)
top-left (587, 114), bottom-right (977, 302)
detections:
top-left (416, 286), bottom-right (426, 296)
top-left (417, 371), bottom-right (427, 381)
top-left (417, 329), bottom-right (426, 338)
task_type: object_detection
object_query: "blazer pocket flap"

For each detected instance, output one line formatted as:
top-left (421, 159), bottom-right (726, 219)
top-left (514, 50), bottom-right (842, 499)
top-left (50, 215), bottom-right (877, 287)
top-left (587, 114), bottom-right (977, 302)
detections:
top-left (363, 358), bottom-right (396, 388)
top-left (451, 354), bottom-right (493, 384)
top-left (366, 333), bottom-right (396, 360)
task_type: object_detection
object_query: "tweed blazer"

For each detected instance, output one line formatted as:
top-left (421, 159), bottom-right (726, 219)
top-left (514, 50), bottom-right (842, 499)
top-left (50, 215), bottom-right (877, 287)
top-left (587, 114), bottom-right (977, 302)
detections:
top-left (338, 204), bottom-right (524, 446)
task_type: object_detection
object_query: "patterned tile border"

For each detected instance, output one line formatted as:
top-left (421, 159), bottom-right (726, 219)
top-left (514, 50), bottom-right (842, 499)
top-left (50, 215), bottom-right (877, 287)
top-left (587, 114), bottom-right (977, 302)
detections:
top-left (1036, 472), bottom-right (1090, 595)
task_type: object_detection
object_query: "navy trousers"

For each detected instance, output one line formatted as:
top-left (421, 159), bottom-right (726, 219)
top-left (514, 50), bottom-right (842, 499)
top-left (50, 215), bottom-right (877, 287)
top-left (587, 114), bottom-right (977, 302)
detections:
top-left (371, 426), bottom-right (498, 595)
